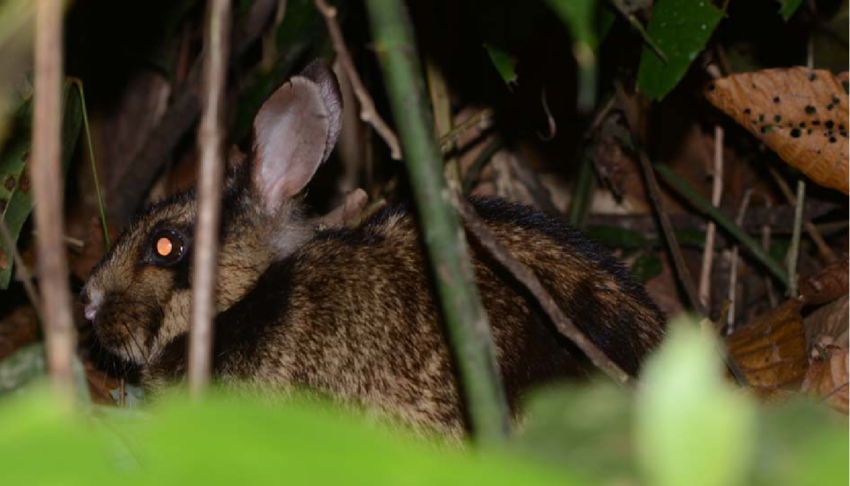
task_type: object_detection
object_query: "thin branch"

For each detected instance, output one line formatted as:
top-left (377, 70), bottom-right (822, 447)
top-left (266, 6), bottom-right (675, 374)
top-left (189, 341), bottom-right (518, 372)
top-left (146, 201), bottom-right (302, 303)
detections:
top-left (768, 166), bottom-right (836, 264)
top-left (33, 0), bottom-right (76, 401)
top-left (0, 219), bottom-right (42, 322)
top-left (615, 86), bottom-right (706, 316)
top-left (698, 126), bottom-right (724, 309)
top-left (365, 0), bottom-right (510, 444)
top-left (787, 180), bottom-right (806, 298)
top-left (439, 108), bottom-right (495, 154)
top-left (455, 197), bottom-right (632, 385)
top-left (315, 0), bottom-right (402, 160)
top-left (726, 189), bottom-right (753, 334)
top-left (189, 0), bottom-right (231, 398)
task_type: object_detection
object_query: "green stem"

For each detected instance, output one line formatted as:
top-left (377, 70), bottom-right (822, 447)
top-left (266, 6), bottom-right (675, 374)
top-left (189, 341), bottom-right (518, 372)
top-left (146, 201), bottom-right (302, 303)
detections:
top-left (365, 0), bottom-right (510, 444)
top-left (655, 164), bottom-right (789, 287)
top-left (787, 180), bottom-right (805, 298)
top-left (69, 78), bottom-right (110, 251)
top-left (566, 155), bottom-right (595, 229)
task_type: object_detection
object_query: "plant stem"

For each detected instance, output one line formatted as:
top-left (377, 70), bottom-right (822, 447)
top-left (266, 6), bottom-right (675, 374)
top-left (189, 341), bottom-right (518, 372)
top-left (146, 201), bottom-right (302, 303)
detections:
top-left (33, 0), bottom-right (76, 403)
top-left (365, 0), bottom-right (510, 444)
top-left (787, 180), bottom-right (805, 298)
top-left (655, 164), bottom-right (790, 287)
top-left (189, 0), bottom-right (231, 398)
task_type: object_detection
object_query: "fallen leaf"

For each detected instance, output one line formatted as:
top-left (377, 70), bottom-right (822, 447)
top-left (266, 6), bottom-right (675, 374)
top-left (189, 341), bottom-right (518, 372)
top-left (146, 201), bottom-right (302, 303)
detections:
top-left (726, 300), bottom-right (808, 388)
top-left (802, 346), bottom-right (849, 414)
top-left (705, 67), bottom-right (849, 194)
top-left (804, 295), bottom-right (849, 352)
top-left (799, 256), bottom-right (849, 306)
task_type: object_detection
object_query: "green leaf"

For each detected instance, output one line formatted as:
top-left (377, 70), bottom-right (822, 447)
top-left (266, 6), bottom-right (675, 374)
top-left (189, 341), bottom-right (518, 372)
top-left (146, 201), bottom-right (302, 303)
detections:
top-left (777, 0), bottom-right (803, 21)
top-left (635, 316), bottom-right (756, 486)
top-left (630, 253), bottom-right (663, 283)
top-left (0, 81), bottom-right (82, 289)
top-left (0, 386), bottom-right (578, 485)
top-left (586, 225), bottom-right (649, 250)
top-left (484, 43), bottom-right (518, 86)
top-left (751, 399), bottom-right (850, 486)
top-left (637, 0), bottom-right (725, 99)
top-left (517, 384), bottom-right (636, 484)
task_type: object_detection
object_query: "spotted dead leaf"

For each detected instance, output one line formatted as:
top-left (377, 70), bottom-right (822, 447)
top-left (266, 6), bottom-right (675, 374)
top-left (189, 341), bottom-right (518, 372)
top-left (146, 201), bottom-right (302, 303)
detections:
top-left (706, 67), bottom-right (848, 194)
top-left (802, 346), bottom-right (849, 414)
top-left (725, 300), bottom-right (808, 388)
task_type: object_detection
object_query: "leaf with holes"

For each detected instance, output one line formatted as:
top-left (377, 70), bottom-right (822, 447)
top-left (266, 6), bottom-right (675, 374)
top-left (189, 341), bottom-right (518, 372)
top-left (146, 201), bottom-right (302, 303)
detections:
top-left (705, 67), bottom-right (849, 194)
top-left (0, 81), bottom-right (82, 289)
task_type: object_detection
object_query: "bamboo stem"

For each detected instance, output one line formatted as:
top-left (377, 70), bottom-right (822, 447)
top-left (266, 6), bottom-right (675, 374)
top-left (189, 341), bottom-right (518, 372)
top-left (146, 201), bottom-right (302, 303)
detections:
top-left (33, 0), bottom-right (76, 402)
top-left (189, 0), bottom-right (231, 398)
top-left (365, 0), bottom-right (510, 444)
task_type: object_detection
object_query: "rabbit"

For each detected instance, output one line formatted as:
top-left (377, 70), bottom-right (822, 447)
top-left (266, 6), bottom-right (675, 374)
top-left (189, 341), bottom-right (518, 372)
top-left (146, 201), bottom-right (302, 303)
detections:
top-left (81, 60), bottom-right (665, 437)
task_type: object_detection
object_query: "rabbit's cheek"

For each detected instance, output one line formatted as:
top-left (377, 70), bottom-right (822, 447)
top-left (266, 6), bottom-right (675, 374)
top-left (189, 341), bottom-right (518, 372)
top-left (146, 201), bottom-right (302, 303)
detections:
top-left (94, 297), bottom-right (164, 363)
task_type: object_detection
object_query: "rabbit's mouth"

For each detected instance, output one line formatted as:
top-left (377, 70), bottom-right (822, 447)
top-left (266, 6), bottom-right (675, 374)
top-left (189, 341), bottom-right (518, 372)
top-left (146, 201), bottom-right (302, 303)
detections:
top-left (88, 295), bottom-right (163, 366)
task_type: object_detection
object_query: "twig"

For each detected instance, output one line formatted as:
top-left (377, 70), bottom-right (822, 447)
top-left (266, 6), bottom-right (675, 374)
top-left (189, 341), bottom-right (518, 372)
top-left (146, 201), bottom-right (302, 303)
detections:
top-left (0, 219), bottom-right (42, 322)
top-left (759, 198), bottom-right (779, 308)
top-left (655, 164), bottom-right (790, 287)
top-left (726, 190), bottom-right (753, 334)
top-left (315, 0), bottom-right (402, 160)
top-left (365, 0), bottom-right (510, 444)
top-left (698, 126), bottom-right (724, 309)
top-left (33, 0), bottom-right (76, 402)
top-left (426, 58), bottom-right (460, 186)
top-left (455, 198), bottom-right (632, 385)
top-left (189, 0), bottom-right (231, 398)
top-left (461, 136), bottom-right (503, 194)
top-left (615, 87), bottom-right (706, 316)
top-left (607, 0), bottom-right (668, 63)
top-left (787, 180), bottom-right (806, 298)
top-left (439, 108), bottom-right (495, 154)
top-left (68, 79), bottom-right (110, 250)
top-left (768, 166), bottom-right (836, 263)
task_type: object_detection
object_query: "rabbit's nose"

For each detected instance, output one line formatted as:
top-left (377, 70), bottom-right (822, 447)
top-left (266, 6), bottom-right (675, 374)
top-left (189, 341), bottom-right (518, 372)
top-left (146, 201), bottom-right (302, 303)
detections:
top-left (80, 290), bottom-right (98, 321)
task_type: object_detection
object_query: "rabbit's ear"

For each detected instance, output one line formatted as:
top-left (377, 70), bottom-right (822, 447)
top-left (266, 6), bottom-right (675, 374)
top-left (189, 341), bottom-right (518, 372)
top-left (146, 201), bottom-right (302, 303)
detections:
top-left (251, 60), bottom-right (342, 214)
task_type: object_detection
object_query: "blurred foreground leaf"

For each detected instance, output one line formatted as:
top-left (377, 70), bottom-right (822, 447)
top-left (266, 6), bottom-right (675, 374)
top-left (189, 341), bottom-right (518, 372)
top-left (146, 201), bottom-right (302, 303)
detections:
top-left (636, 316), bottom-right (756, 486)
top-left (0, 386), bottom-right (576, 485)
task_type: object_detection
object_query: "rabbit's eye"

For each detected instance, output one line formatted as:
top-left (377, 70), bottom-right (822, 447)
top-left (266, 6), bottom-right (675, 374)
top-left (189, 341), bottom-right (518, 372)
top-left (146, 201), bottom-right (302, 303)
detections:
top-left (150, 229), bottom-right (185, 266)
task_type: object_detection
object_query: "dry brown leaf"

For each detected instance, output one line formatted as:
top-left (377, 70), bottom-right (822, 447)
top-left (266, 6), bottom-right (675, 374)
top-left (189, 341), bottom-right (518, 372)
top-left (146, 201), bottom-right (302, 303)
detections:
top-left (725, 299), bottom-right (808, 388)
top-left (802, 346), bottom-right (849, 414)
top-left (799, 256), bottom-right (849, 306)
top-left (705, 67), bottom-right (848, 194)
top-left (804, 295), bottom-right (849, 352)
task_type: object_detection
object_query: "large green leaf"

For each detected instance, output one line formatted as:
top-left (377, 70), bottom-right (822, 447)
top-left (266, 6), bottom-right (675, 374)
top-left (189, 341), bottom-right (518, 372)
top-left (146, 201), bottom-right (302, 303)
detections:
top-left (0, 81), bottom-right (82, 289)
top-left (637, 0), bottom-right (725, 99)
top-left (0, 386), bottom-right (578, 485)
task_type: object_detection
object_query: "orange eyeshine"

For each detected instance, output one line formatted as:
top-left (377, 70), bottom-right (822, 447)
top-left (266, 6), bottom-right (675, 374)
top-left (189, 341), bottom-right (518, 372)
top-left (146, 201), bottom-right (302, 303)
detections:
top-left (156, 237), bottom-right (173, 257)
